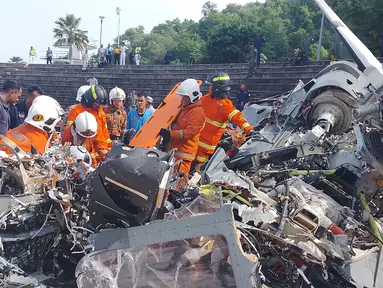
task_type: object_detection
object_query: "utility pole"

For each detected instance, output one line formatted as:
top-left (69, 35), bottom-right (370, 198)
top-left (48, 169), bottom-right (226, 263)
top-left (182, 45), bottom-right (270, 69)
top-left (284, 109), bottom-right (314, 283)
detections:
top-left (99, 16), bottom-right (105, 47)
top-left (317, 12), bottom-right (325, 61)
top-left (116, 7), bottom-right (121, 47)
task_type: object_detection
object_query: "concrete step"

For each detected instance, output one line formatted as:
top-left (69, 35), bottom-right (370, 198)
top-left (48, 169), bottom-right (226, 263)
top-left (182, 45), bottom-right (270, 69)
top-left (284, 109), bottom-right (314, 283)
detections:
top-left (0, 61), bottom-right (328, 108)
top-left (0, 72), bottom-right (318, 82)
top-left (0, 61), bottom-right (330, 69)
top-left (0, 65), bottom-right (326, 75)
top-left (12, 76), bottom-right (311, 85)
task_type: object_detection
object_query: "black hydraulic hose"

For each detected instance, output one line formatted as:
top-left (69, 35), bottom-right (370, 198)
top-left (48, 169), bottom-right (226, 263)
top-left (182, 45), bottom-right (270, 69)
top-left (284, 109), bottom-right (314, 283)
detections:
top-left (275, 181), bottom-right (290, 237)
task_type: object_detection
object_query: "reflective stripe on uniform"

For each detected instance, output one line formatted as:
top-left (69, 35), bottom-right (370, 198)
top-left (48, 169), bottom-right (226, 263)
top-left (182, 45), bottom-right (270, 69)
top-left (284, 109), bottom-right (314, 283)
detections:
top-left (213, 76), bottom-right (230, 82)
top-left (198, 141), bottom-right (216, 151)
top-left (241, 123), bottom-right (250, 130)
top-left (178, 130), bottom-right (184, 140)
top-left (228, 110), bottom-right (240, 121)
top-left (91, 85), bottom-right (97, 99)
top-left (175, 151), bottom-right (195, 160)
top-left (91, 152), bottom-right (99, 157)
top-left (106, 138), bottom-right (112, 143)
top-left (67, 121), bottom-right (73, 125)
top-left (196, 156), bottom-right (208, 163)
top-left (205, 117), bottom-right (226, 129)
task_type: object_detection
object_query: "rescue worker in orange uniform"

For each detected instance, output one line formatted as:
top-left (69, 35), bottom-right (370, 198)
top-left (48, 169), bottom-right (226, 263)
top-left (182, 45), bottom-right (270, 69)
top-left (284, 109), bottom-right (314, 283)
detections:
top-left (159, 79), bottom-right (205, 190)
top-left (104, 87), bottom-right (127, 141)
top-left (194, 71), bottom-right (255, 166)
top-left (0, 99), bottom-right (62, 155)
top-left (61, 111), bottom-right (107, 164)
top-left (66, 85), bottom-right (112, 149)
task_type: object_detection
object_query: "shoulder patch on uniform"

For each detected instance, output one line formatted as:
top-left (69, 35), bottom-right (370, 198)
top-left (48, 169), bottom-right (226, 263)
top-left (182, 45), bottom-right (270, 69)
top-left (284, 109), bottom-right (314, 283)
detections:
top-left (32, 114), bottom-right (44, 121)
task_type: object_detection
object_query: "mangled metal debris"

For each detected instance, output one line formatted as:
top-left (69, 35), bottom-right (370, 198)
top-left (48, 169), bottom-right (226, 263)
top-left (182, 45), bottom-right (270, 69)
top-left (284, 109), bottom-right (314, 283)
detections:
top-left (2, 1), bottom-right (383, 287)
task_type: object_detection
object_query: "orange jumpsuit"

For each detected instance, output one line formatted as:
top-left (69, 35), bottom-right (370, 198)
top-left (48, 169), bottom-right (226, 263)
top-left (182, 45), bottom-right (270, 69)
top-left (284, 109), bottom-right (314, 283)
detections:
top-left (167, 101), bottom-right (205, 175)
top-left (63, 104), bottom-right (76, 125)
top-left (195, 93), bottom-right (253, 164)
top-left (0, 123), bottom-right (49, 154)
top-left (61, 124), bottom-right (107, 164)
top-left (66, 104), bottom-right (112, 148)
top-left (104, 106), bottom-right (127, 140)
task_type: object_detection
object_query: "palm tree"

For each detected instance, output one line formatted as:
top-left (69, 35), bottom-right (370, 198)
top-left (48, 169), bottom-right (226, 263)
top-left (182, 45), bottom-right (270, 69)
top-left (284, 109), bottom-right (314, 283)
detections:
top-left (53, 14), bottom-right (88, 64)
top-left (9, 56), bottom-right (23, 63)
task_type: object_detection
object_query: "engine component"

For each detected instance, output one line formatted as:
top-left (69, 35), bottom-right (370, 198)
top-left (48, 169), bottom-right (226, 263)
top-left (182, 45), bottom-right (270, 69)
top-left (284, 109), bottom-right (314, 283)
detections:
top-left (308, 90), bottom-right (353, 134)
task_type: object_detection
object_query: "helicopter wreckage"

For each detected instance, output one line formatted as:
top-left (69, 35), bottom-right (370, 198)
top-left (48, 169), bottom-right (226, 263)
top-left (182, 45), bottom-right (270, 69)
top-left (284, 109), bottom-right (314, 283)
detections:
top-left (2, 1), bottom-right (383, 287)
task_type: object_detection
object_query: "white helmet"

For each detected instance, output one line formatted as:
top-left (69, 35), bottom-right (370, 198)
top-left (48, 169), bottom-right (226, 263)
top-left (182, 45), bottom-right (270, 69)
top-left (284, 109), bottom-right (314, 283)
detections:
top-left (146, 96), bottom-right (154, 104)
top-left (74, 111), bottom-right (98, 138)
top-left (70, 146), bottom-right (92, 165)
top-left (176, 79), bottom-right (202, 103)
top-left (76, 85), bottom-right (91, 102)
top-left (25, 101), bottom-right (61, 133)
top-left (109, 87), bottom-right (126, 103)
top-left (32, 95), bottom-right (65, 117)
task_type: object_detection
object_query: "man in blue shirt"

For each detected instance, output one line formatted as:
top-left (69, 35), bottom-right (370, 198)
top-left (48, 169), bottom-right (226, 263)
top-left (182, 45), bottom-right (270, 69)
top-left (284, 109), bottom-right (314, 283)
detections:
top-left (126, 94), bottom-right (153, 136)
top-left (9, 86), bottom-right (43, 129)
top-left (235, 82), bottom-right (250, 111)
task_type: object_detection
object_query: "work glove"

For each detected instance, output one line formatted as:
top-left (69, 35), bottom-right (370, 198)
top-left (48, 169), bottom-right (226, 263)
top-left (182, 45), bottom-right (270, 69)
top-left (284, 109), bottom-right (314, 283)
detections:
top-left (159, 128), bottom-right (171, 150)
top-left (121, 129), bottom-right (136, 145)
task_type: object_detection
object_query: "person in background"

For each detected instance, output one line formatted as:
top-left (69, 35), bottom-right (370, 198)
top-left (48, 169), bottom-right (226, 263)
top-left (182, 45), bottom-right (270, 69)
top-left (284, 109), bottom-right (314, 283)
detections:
top-left (146, 96), bottom-right (156, 112)
top-left (106, 44), bottom-right (113, 65)
top-left (29, 47), bottom-right (37, 64)
top-left (380, 33), bottom-right (383, 58)
top-left (302, 33), bottom-right (315, 64)
top-left (98, 44), bottom-right (106, 66)
top-left (163, 51), bottom-right (172, 64)
top-left (9, 86), bottom-right (43, 129)
top-left (129, 50), bottom-right (135, 65)
top-left (46, 47), bottom-right (53, 64)
top-left (120, 42), bottom-right (126, 66)
top-left (125, 90), bottom-right (137, 112)
top-left (330, 54), bottom-right (337, 65)
top-left (235, 82), bottom-right (251, 111)
top-left (135, 47), bottom-right (141, 66)
top-left (104, 87), bottom-right (127, 141)
top-left (126, 94), bottom-right (153, 136)
top-left (82, 49), bottom-right (89, 68)
top-left (0, 80), bottom-right (22, 135)
top-left (247, 44), bottom-right (257, 77)
top-left (253, 35), bottom-right (265, 69)
top-left (282, 46), bottom-right (295, 66)
top-left (61, 111), bottom-right (105, 164)
top-left (114, 46), bottom-right (121, 65)
top-left (86, 73), bottom-right (98, 86)
top-left (0, 101), bottom-right (61, 155)
top-left (189, 53), bottom-right (196, 64)
top-left (159, 79), bottom-right (205, 191)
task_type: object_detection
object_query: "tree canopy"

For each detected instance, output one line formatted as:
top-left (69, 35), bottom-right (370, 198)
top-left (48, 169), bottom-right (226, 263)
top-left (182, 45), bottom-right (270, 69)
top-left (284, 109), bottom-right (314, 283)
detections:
top-left (117, 0), bottom-right (383, 64)
top-left (9, 56), bottom-right (23, 63)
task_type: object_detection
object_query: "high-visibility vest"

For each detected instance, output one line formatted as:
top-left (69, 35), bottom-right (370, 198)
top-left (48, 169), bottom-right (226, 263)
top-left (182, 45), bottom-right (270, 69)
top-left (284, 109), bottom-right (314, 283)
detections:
top-left (29, 49), bottom-right (36, 56)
